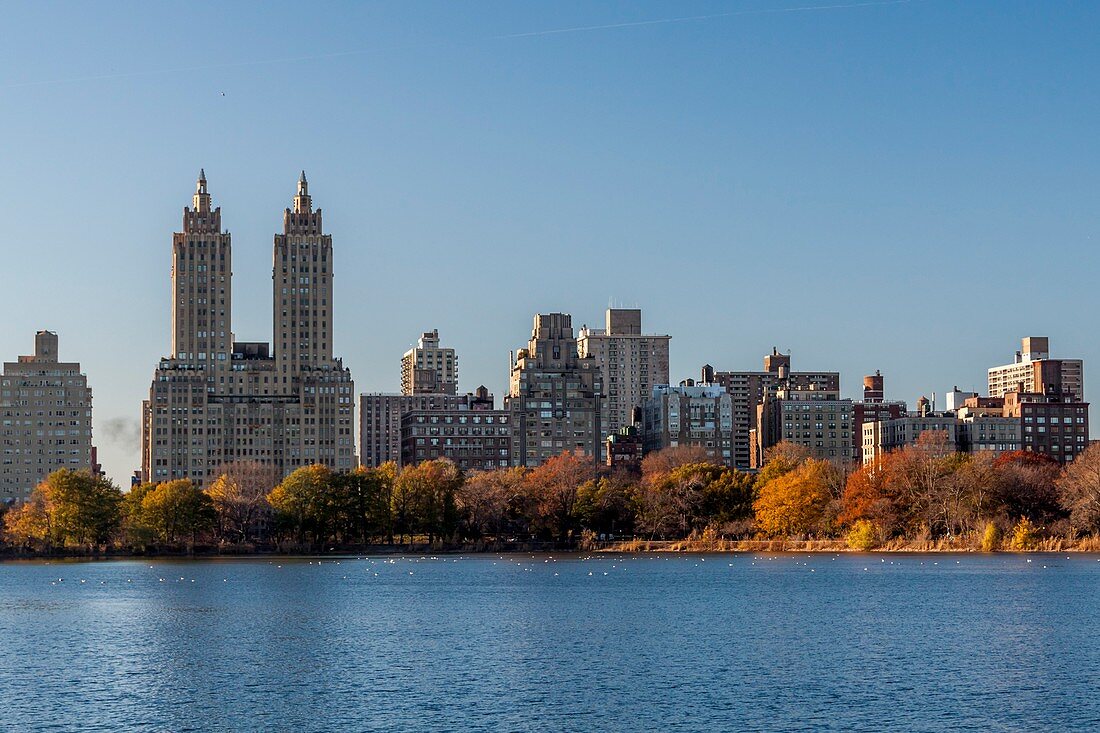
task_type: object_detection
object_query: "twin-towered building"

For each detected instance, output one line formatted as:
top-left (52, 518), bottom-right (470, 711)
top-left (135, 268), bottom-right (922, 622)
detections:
top-left (140, 172), bottom-right (355, 486)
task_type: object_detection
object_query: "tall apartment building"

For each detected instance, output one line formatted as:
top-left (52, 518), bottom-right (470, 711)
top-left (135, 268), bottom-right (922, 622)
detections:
top-left (1001, 360), bottom-right (1089, 465)
top-left (706, 350), bottom-right (840, 468)
top-left (401, 329), bottom-right (458, 395)
top-left (507, 313), bottom-right (603, 467)
top-left (577, 309), bottom-right (669, 445)
top-left (752, 380), bottom-right (854, 467)
top-left (988, 337), bottom-right (1083, 401)
top-left (641, 382), bottom-right (735, 466)
top-left (1, 332), bottom-right (95, 503)
top-left (142, 172), bottom-right (355, 486)
top-left (360, 390), bottom-right (491, 468)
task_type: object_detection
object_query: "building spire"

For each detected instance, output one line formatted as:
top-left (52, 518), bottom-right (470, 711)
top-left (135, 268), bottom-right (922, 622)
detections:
top-left (293, 170), bottom-right (312, 214)
top-left (193, 169), bottom-right (211, 212)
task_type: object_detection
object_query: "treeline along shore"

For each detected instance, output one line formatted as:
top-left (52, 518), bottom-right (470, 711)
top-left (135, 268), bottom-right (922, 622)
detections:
top-left (6, 432), bottom-right (1100, 558)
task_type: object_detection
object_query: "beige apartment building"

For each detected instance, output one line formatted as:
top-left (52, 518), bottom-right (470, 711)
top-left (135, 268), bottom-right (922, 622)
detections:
top-left (142, 172), bottom-right (355, 486)
top-left (507, 313), bottom-right (603, 467)
top-left (1, 331), bottom-right (94, 502)
top-left (401, 329), bottom-right (458, 395)
top-left (988, 337), bottom-right (1083, 401)
top-left (752, 380), bottom-right (854, 467)
top-left (577, 308), bottom-right (669, 445)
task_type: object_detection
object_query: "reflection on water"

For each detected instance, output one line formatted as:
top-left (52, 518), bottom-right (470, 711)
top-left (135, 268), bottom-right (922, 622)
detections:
top-left (2, 554), bottom-right (1099, 732)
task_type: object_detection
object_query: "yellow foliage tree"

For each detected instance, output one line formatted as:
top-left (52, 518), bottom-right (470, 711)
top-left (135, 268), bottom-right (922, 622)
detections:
top-left (753, 458), bottom-right (832, 537)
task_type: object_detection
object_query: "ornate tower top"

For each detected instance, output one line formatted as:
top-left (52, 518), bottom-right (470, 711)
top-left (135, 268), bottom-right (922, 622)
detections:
top-left (193, 169), bottom-right (212, 213)
top-left (183, 169), bottom-right (220, 233)
top-left (284, 171), bottom-right (321, 234)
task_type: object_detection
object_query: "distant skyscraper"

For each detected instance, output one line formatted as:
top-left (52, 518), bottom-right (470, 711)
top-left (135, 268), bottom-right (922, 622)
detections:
top-left (401, 329), bottom-right (458, 395)
top-left (577, 308), bottom-right (669, 446)
top-left (1, 331), bottom-right (95, 502)
top-left (142, 172), bottom-right (354, 486)
top-left (507, 313), bottom-right (603, 467)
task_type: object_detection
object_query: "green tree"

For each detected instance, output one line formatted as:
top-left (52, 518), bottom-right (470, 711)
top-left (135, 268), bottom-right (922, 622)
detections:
top-left (575, 476), bottom-right (640, 537)
top-left (141, 479), bottom-right (216, 545)
top-left (121, 482), bottom-right (157, 548)
top-left (42, 469), bottom-right (123, 547)
top-left (392, 460), bottom-right (462, 543)
top-left (267, 464), bottom-right (333, 545)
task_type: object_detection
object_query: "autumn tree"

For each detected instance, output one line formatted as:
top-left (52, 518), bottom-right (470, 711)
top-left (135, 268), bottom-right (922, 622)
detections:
top-left (993, 451), bottom-right (1063, 525)
top-left (3, 492), bottom-right (51, 549)
top-left (1057, 443), bottom-right (1100, 534)
top-left (12, 470), bottom-right (124, 548)
top-left (839, 459), bottom-right (898, 539)
top-left (641, 445), bottom-right (713, 483)
top-left (753, 441), bottom-right (812, 490)
top-left (884, 431), bottom-right (961, 537)
top-left (207, 461), bottom-right (277, 544)
top-left (141, 479), bottom-right (216, 545)
top-left (457, 467), bottom-right (528, 540)
top-left (525, 452), bottom-right (596, 542)
top-left (754, 458), bottom-right (834, 537)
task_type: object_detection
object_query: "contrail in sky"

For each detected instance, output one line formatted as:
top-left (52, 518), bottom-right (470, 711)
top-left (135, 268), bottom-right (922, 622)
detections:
top-left (1, 0), bottom-right (914, 91)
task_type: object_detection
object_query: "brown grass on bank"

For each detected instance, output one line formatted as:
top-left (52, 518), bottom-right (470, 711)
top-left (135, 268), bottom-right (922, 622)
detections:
top-left (597, 533), bottom-right (1100, 554)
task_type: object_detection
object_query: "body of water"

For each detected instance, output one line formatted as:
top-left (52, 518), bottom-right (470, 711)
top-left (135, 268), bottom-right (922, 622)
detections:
top-left (1, 552), bottom-right (1098, 732)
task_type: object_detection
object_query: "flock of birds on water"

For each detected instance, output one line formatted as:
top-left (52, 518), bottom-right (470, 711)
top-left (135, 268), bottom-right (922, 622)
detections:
top-left (29, 552), bottom-right (1098, 589)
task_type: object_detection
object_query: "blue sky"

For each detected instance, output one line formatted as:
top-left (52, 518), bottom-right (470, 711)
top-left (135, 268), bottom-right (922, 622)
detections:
top-left (1, 0), bottom-right (1098, 484)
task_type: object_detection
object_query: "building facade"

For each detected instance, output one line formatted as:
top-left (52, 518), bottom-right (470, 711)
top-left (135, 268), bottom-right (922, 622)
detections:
top-left (1, 332), bottom-right (95, 503)
top-left (641, 382), bottom-right (735, 466)
top-left (507, 313), bottom-right (603, 467)
top-left (988, 336), bottom-right (1084, 401)
top-left (401, 329), bottom-right (458, 395)
top-left (142, 172), bottom-right (355, 486)
top-left (360, 389), bottom-right (492, 468)
top-left (400, 388), bottom-right (511, 471)
top-left (577, 309), bottom-right (669, 446)
top-left (706, 350), bottom-right (840, 469)
top-left (852, 371), bottom-right (906, 463)
top-left (1001, 362), bottom-right (1089, 464)
top-left (752, 382), bottom-right (854, 467)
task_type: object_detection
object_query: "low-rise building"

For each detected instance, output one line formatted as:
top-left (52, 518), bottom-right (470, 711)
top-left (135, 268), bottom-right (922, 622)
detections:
top-left (400, 388), bottom-right (511, 471)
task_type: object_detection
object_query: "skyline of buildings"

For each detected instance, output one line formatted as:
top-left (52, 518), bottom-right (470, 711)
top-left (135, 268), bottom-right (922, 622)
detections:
top-left (1, 178), bottom-right (1095, 497)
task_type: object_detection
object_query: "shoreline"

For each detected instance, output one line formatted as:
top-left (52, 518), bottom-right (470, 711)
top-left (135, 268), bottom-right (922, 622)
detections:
top-left (5, 541), bottom-right (1100, 561)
